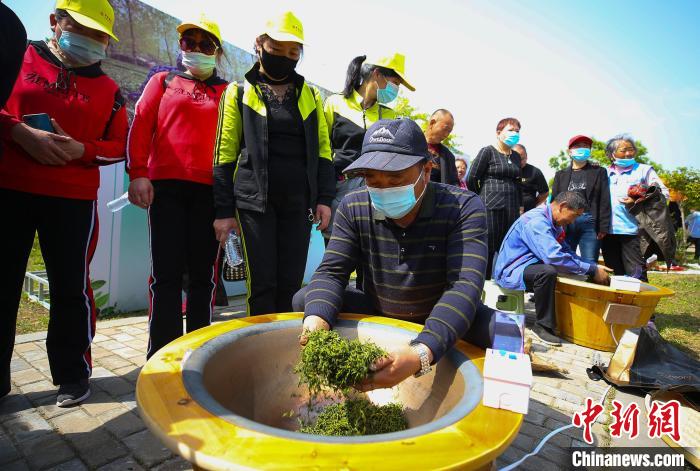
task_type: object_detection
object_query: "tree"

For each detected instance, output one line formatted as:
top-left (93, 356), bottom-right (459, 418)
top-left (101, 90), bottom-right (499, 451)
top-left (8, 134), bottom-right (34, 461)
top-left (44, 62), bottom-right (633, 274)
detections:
top-left (548, 137), bottom-right (663, 173)
top-left (659, 167), bottom-right (700, 240)
top-left (394, 95), bottom-right (462, 153)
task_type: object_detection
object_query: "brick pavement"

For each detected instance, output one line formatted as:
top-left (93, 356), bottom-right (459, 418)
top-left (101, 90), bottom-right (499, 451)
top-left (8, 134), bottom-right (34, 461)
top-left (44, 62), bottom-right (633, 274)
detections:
top-left (1, 298), bottom-right (668, 470)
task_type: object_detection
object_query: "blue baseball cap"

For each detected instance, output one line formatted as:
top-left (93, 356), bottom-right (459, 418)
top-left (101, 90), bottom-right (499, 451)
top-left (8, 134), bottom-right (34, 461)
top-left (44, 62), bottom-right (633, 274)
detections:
top-left (344, 118), bottom-right (430, 174)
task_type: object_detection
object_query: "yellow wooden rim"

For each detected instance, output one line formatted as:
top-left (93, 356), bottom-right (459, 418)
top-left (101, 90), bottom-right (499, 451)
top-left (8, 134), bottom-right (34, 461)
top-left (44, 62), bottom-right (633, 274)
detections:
top-left (136, 313), bottom-right (523, 470)
top-left (556, 277), bottom-right (675, 298)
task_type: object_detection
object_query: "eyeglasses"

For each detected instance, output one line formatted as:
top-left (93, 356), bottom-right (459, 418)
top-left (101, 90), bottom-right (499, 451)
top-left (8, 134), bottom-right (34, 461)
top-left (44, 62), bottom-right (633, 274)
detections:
top-left (179, 37), bottom-right (218, 55)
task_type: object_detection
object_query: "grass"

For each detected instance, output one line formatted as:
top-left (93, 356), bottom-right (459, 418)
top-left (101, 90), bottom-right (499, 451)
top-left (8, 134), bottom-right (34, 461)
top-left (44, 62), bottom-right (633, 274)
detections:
top-left (17, 293), bottom-right (50, 335)
top-left (648, 273), bottom-right (700, 359)
top-left (17, 234), bottom-right (147, 335)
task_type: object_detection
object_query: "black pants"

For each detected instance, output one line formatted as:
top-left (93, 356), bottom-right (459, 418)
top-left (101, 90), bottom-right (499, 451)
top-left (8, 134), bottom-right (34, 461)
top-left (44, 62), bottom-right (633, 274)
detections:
top-left (237, 191), bottom-right (311, 316)
top-left (486, 206), bottom-right (519, 279)
top-left (146, 181), bottom-right (219, 359)
top-left (1, 189), bottom-right (98, 389)
top-left (292, 286), bottom-right (497, 351)
top-left (601, 234), bottom-right (647, 282)
top-left (523, 263), bottom-right (558, 332)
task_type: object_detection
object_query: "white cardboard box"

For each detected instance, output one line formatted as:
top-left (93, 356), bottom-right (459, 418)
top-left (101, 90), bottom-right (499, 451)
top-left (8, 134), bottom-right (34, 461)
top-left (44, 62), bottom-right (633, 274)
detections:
top-left (482, 348), bottom-right (533, 414)
top-left (610, 275), bottom-right (642, 292)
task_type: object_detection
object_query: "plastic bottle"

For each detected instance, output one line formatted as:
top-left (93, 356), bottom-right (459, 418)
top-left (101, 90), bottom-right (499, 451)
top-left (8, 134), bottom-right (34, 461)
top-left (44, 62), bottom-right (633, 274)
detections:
top-left (106, 192), bottom-right (130, 212)
top-left (224, 232), bottom-right (244, 266)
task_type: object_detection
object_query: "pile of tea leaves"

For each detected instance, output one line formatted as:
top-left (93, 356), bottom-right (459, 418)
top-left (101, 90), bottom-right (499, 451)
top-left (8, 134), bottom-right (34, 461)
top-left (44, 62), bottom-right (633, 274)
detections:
top-left (295, 329), bottom-right (408, 436)
top-left (299, 398), bottom-right (407, 436)
top-left (295, 329), bottom-right (386, 395)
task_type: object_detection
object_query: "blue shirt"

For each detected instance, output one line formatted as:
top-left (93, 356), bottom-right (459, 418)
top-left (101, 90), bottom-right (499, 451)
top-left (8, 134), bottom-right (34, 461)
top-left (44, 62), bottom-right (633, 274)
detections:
top-left (608, 163), bottom-right (669, 235)
top-left (494, 204), bottom-right (596, 290)
top-left (687, 211), bottom-right (700, 238)
top-left (303, 182), bottom-right (488, 363)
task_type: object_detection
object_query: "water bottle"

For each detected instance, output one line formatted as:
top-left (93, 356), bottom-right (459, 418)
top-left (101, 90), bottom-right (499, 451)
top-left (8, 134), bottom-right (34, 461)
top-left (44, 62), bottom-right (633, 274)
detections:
top-left (106, 192), bottom-right (130, 212)
top-left (224, 232), bottom-right (243, 267)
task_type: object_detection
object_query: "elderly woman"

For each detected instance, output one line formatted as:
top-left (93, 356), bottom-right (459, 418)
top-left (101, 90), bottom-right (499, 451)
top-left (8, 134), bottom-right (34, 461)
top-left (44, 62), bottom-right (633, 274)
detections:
top-left (602, 134), bottom-right (668, 281)
top-left (455, 156), bottom-right (468, 189)
top-left (467, 117), bottom-right (523, 278)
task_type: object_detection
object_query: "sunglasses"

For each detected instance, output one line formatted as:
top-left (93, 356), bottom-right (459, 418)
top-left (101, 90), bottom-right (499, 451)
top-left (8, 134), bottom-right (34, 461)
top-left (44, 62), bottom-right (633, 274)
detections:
top-left (179, 36), bottom-right (218, 55)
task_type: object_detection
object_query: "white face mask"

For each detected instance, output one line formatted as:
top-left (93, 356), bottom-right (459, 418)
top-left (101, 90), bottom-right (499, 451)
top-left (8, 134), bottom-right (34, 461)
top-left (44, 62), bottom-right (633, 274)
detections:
top-left (181, 51), bottom-right (216, 75)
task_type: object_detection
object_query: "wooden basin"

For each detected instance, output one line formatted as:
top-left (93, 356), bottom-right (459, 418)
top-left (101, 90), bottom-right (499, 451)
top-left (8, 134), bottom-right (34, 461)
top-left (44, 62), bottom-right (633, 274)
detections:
top-left (554, 277), bottom-right (674, 352)
top-left (136, 313), bottom-right (522, 470)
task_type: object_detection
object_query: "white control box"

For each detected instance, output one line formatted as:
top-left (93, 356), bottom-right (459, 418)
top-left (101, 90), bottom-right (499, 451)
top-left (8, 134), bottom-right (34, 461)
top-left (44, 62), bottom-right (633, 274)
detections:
top-left (482, 348), bottom-right (533, 414)
top-left (610, 275), bottom-right (642, 292)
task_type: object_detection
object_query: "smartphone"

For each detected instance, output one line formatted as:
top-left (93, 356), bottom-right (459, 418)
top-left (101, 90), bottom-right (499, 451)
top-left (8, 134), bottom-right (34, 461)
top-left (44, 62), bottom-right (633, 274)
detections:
top-left (22, 113), bottom-right (55, 133)
top-left (493, 312), bottom-right (525, 353)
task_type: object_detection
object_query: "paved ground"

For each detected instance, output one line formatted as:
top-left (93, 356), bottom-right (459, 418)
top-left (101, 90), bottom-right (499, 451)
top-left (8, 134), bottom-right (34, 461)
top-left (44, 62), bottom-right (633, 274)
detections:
top-left (1, 297), bottom-right (668, 470)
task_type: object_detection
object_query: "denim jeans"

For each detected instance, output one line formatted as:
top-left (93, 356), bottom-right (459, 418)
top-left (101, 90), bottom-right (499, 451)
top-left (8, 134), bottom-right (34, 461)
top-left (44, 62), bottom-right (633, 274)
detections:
top-left (565, 213), bottom-right (600, 264)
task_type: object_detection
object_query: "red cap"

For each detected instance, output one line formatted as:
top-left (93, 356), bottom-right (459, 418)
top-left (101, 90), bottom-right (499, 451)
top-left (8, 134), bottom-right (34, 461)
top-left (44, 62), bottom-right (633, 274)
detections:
top-left (568, 135), bottom-right (592, 148)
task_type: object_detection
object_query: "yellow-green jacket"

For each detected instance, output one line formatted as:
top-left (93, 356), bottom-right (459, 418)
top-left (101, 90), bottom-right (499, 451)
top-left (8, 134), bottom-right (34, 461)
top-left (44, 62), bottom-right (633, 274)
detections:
top-left (213, 64), bottom-right (334, 217)
top-left (324, 90), bottom-right (395, 176)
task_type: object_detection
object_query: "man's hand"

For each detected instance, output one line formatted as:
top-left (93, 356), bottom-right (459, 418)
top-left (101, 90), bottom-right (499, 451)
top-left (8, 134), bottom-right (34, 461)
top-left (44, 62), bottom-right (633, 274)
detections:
top-left (51, 119), bottom-right (85, 161)
top-left (315, 204), bottom-right (331, 231)
top-left (213, 218), bottom-right (240, 247)
top-left (128, 177), bottom-right (154, 208)
top-left (299, 315), bottom-right (330, 345)
top-left (596, 232), bottom-right (607, 240)
top-left (619, 197), bottom-right (635, 205)
top-left (592, 265), bottom-right (613, 285)
top-left (355, 345), bottom-right (431, 392)
top-left (11, 122), bottom-right (71, 165)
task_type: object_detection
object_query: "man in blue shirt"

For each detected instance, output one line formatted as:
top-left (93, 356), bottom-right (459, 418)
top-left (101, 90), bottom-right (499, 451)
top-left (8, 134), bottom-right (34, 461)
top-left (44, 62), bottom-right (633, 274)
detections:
top-left (494, 191), bottom-right (612, 345)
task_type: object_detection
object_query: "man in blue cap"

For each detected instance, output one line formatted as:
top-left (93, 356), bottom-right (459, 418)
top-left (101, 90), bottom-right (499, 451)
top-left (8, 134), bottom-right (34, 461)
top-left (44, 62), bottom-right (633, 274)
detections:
top-left (293, 118), bottom-right (495, 391)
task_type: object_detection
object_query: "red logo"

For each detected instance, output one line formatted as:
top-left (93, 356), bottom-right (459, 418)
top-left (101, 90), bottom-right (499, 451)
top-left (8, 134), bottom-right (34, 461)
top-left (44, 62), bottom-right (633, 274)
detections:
top-left (610, 400), bottom-right (640, 439)
top-left (647, 400), bottom-right (681, 442)
top-left (572, 397), bottom-right (604, 444)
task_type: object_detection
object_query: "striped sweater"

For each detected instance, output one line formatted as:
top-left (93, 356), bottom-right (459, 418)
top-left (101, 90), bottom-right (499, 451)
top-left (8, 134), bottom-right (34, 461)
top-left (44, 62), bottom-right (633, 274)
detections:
top-left (303, 182), bottom-right (488, 362)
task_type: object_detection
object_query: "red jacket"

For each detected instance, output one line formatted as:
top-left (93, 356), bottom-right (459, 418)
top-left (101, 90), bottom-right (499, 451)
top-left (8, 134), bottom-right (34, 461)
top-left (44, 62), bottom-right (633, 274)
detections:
top-left (0, 41), bottom-right (128, 200)
top-left (127, 71), bottom-right (228, 185)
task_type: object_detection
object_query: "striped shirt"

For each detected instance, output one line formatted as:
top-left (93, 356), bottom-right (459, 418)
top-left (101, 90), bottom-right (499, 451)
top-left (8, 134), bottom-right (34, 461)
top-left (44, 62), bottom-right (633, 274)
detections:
top-left (303, 182), bottom-right (488, 362)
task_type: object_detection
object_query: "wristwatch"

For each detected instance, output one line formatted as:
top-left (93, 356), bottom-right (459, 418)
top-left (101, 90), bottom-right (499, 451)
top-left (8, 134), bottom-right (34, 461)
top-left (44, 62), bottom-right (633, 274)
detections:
top-left (409, 342), bottom-right (432, 378)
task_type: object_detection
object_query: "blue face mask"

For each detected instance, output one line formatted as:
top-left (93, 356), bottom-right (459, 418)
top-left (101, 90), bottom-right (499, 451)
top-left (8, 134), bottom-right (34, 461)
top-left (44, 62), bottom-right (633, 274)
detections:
top-left (571, 148), bottom-right (591, 161)
top-left (615, 157), bottom-right (636, 168)
top-left (376, 80), bottom-right (399, 105)
top-left (57, 26), bottom-right (107, 66)
top-left (368, 170), bottom-right (426, 219)
top-left (182, 51), bottom-right (216, 76)
top-left (501, 131), bottom-right (520, 148)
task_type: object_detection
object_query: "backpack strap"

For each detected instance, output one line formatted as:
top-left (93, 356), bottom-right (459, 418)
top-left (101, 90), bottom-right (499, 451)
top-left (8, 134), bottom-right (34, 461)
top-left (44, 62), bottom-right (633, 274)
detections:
top-left (236, 81), bottom-right (244, 114)
top-left (102, 90), bottom-right (125, 139)
top-left (162, 71), bottom-right (178, 90)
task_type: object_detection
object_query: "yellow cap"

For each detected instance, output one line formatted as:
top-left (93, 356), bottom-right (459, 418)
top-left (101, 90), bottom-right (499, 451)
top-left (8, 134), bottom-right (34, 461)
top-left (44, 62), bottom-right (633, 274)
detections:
top-left (55, 0), bottom-right (118, 41)
top-left (365, 52), bottom-right (415, 91)
top-left (263, 11), bottom-right (304, 44)
top-left (177, 13), bottom-right (222, 45)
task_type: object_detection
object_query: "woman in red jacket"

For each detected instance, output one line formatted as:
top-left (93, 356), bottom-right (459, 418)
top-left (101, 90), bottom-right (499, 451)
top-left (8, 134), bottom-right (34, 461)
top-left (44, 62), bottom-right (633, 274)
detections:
top-left (0, 0), bottom-right (127, 406)
top-left (127, 16), bottom-right (228, 359)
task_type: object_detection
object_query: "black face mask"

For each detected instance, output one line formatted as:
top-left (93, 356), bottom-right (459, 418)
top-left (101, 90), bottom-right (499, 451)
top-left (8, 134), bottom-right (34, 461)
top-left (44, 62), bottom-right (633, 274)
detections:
top-left (259, 48), bottom-right (298, 80)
